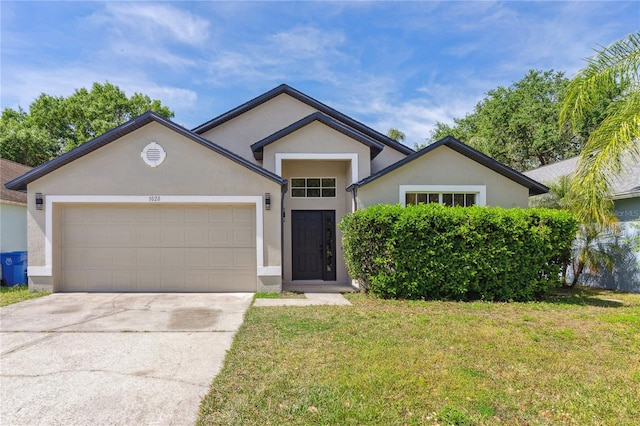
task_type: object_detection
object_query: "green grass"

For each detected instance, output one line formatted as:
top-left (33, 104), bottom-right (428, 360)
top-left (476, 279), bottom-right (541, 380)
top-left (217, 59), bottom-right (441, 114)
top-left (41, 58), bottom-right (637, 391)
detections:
top-left (254, 291), bottom-right (306, 299)
top-left (0, 284), bottom-right (50, 306)
top-left (198, 286), bottom-right (640, 425)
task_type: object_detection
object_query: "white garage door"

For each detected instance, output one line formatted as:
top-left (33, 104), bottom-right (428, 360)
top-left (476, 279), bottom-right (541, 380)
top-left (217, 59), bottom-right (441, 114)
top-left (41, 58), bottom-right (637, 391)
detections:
top-left (58, 204), bottom-right (256, 292)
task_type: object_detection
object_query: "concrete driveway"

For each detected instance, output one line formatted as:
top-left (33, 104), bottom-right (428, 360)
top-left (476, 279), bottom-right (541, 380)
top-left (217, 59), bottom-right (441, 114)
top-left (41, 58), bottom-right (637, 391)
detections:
top-left (0, 293), bottom-right (253, 425)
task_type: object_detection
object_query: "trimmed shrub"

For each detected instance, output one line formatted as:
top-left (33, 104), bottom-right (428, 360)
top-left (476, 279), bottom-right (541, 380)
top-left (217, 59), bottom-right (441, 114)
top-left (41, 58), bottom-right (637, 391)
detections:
top-left (340, 204), bottom-right (577, 301)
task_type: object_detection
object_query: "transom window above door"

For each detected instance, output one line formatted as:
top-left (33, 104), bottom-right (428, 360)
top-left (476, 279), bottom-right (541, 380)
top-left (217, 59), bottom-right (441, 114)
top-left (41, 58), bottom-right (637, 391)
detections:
top-left (291, 178), bottom-right (337, 198)
top-left (405, 192), bottom-right (476, 207)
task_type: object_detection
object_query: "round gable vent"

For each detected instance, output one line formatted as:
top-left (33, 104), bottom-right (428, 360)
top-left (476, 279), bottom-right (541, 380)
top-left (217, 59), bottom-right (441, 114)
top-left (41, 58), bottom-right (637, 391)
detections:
top-left (141, 142), bottom-right (166, 167)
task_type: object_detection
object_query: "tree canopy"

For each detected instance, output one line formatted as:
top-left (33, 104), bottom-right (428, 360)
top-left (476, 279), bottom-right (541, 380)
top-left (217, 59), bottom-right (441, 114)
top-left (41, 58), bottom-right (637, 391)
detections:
top-left (0, 82), bottom-right (173, 167)
top-left (560, 32), bottom-right (640, 225)
top-left (429, 70), bottom-right (582, 171)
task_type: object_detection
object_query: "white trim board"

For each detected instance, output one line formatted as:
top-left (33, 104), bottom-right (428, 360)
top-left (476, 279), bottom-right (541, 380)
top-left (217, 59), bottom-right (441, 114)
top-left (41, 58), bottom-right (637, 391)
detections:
top-left (399, 185), bottom-right (487, 207)
top-left (275, 153), bottom-right (359, 185)
top-left (29, 195), bottom-right (281, 278)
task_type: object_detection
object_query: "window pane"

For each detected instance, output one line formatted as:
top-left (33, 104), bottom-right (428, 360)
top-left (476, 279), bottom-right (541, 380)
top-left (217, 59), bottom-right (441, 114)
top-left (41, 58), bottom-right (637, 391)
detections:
top-left (291, 178), bottom-right (305, 188)
top-left (405, 193), bottom-right (416, 205)
top-left (443, 193), bottom-right (453, 206)
top-left (322, 188), bottom-right (336, 197)
top-left (454, 193), bottom-right (464, 206)
top-left (321, 178), bottom-right (336, 188)
top-left (291, 188), bottom-right (305, 198)
top-left (466, 194), bottom-right (476, 206)
top-left (428, 193), bottom-right (439, 204)
top-left (417, 193), bottom-right (428, 204)
top-left (307, 188), bottom-right (321, 197)
top-left (307, 178), bottom-right (320, 188)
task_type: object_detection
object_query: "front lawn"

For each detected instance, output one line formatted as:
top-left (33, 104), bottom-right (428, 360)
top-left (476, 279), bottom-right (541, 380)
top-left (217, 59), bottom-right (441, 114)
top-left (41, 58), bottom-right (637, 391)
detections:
top-left (198, 287), bottom-right (640, 425)
top-left (0, 284), bottom-right (49, 306)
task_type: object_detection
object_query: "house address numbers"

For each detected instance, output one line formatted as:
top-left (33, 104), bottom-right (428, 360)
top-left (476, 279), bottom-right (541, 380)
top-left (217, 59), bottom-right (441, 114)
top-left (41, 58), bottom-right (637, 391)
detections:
top-left (148, 196), bottom-right (161, 202)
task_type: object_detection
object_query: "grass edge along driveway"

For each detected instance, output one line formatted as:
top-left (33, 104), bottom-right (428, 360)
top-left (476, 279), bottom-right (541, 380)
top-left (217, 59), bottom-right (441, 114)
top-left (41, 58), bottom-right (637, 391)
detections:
top-left (198, 287), bottom-right (640, 425)
top-left (0, 285), bottom-right (49, 306)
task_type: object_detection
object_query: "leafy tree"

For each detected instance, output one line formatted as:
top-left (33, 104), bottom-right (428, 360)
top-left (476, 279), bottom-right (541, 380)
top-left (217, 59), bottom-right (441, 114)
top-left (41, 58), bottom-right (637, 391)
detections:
top-left (387, 128), bottom-right (406, 143)
top-left (560, 32), bottom-right (640, 225)
top-left (429, 70), bottom-right (581, 171)
top-left (0, 82), bottom-right (173, 166)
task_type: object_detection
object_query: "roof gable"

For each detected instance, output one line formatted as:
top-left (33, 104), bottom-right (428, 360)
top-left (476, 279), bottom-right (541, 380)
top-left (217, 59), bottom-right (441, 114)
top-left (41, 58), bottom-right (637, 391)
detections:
top-left (350, 136), bottom-right (548, 196)
top-left (250, 112), bottom-right (384, 161)
top-left (192, 84), bottom-right (414, 156)
top-left (5, 112), bottom-right (286, 192)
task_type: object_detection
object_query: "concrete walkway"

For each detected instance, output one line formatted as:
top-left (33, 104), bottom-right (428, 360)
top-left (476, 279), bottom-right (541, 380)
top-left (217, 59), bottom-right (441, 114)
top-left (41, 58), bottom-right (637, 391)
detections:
top-left (253, 292), bottom-right (352, 307)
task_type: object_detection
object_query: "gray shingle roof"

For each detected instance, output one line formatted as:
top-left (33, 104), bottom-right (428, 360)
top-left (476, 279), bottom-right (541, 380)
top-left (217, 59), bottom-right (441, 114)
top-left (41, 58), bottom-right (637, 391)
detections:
top-left (523, 151), bottom-right (640, 199)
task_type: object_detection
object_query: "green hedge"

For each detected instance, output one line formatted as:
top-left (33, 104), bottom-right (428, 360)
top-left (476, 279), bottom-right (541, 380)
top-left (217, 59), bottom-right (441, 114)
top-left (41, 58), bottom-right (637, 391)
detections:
top-left (340, 204), bottom-right (577, 301)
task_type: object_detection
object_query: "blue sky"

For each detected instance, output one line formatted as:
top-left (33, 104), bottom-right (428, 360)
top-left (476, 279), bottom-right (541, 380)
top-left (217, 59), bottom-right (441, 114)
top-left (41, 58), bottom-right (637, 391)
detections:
top-left (1, 1), bottom-right (638, 146)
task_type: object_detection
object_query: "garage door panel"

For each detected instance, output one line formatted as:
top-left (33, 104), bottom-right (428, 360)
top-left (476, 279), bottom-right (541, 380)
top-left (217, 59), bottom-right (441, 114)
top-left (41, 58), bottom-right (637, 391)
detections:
top-left (112, 226), bottom-right (136, 246)
top-left (61, 226), bottom-right (87, 248)
top-left (185, 207), bottom-right (207, 223)
top-left (113, 249), bottom-right (137, 267)
top-left (161, 248), bottom-right (186, 267)
top-left (111, 208), bottom-right (136, 224)
top-left (161, 208), bottom-right (184, 223)
top-left (232, 248), bottom-right (256, 268)
top-left (59, 204), bottom-right (257, 292)
top-left (85, 208), bottom-right (112, 224)
top-left (161, 270), bottom-right (186, 291)
top-left (233, 229), bottom-right (255, 246)
top-left (137, 249), bottom-right (162, 267)
top-left (136, 208), bottom-right (160, 223)
top-left (208, 249), bottom-right (233, 268)
top-left (161, 227), bottom-right (185, 247)
top-left (233, 206), bottom-right (254, 223)
top-left (137, 227), bottom-right (161, 246)
top-left (184, 228), bottom-right (209, 246)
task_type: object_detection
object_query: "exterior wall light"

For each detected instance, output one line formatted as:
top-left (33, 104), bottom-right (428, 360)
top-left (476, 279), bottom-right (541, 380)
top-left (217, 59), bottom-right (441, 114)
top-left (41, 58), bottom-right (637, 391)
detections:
top-left (35, 193), bottom-right (44, 210)
top-left (265, 193), bottom-right (271, 210)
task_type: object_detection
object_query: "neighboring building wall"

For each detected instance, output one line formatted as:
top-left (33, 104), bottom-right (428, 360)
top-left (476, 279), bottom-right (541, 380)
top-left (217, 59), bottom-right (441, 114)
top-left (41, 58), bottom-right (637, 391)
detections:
top-left (576, 220), bottom-right (640, 294)
top-left (199, 94), bottom-right (318, 164)
top-left (580, 198), bottom-right (640, 294)
top-left (614, 197), bottom-right (640, 222)
top-left (0, 203), bottom-right (27, 252)
top-left (357, 145), bottom-right (530, 209)
top-left (26, 122), bottom-right (282, 291)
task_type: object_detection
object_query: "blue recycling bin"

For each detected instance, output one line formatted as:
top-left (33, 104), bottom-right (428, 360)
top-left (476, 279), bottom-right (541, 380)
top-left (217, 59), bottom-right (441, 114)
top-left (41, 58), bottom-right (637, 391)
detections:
top-left (1, 251), bottom-right (28, 286)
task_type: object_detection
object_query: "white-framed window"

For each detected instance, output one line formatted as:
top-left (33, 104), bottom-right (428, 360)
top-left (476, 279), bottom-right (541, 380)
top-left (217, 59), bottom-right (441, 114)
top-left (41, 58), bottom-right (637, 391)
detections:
top-left (291, 177), bottom-right (337, 198)
top-left (399, 185), bottom-right (486, 207)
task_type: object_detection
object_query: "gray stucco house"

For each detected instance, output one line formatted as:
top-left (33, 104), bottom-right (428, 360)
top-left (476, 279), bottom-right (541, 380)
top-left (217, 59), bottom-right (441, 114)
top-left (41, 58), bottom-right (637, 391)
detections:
top-left (6, 84), bottom-right (547, 293)
top-left (524, 152), bottom-right (640, 292)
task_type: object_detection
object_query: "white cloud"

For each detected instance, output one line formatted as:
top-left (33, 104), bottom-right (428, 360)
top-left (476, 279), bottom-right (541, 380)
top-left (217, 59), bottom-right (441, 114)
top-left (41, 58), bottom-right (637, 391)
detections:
top-left (102, 3), bottom-right (210, 46)
top-left (204, 25), bottom-right (348, 86)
